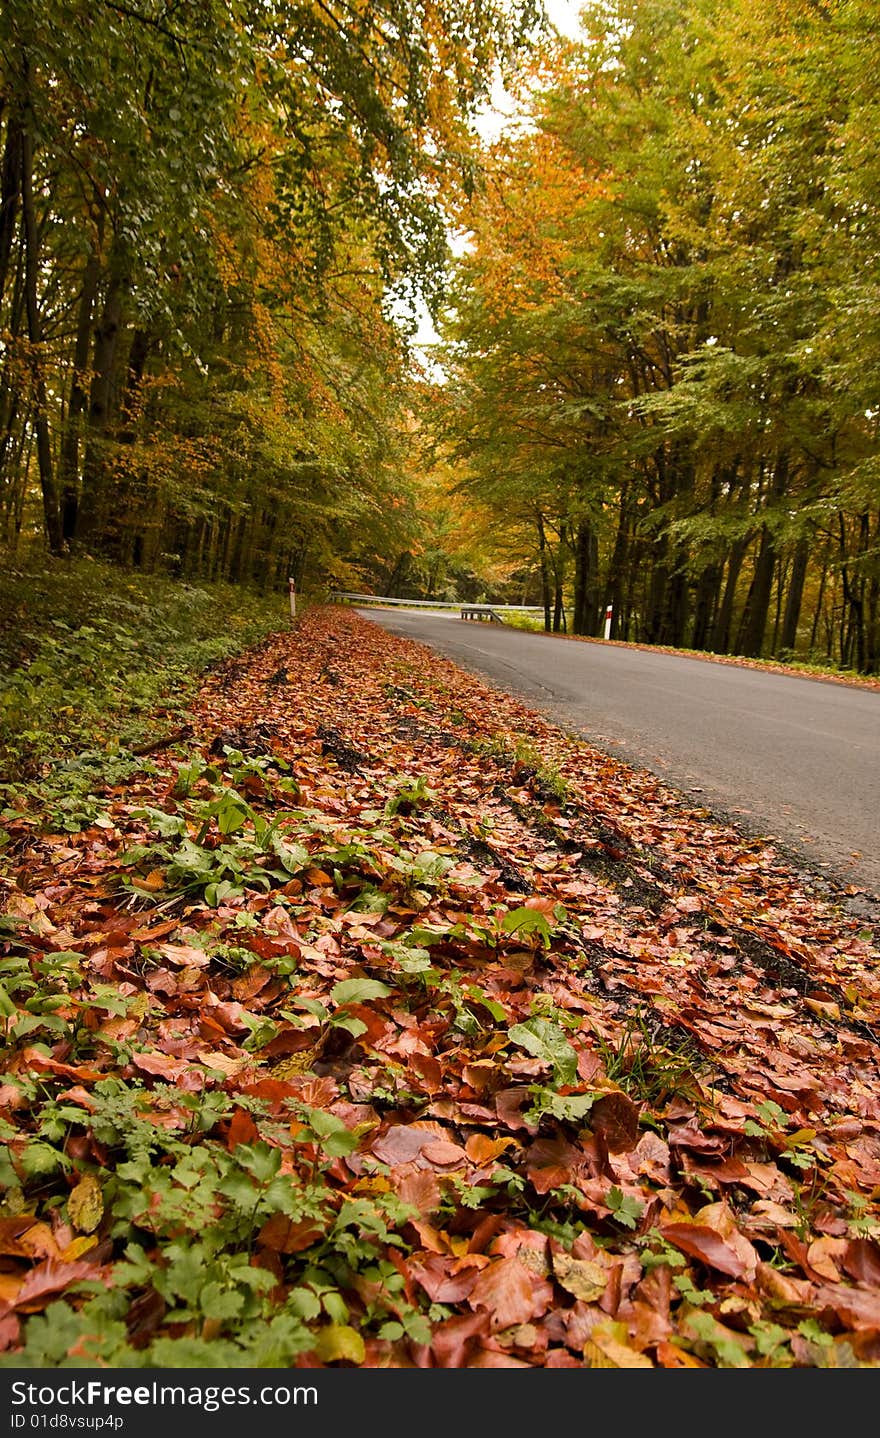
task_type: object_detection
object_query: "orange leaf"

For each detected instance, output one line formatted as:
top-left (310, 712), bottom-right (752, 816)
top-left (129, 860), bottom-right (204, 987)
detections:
top-left (468, 1255), bottom-right (552, 1329)
top-left (465, 1134), bottom-right (516, 1164)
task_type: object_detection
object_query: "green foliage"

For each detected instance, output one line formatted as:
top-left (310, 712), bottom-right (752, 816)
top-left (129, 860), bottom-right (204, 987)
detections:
top-left (438, 0), bottom-right (880, 672)
top-left (508, 1015), bottom-right (578, 1084)
top-left (596, 1010), bottom-right (707, 1108)
top-left (0, 558), bottom-right (285, 788)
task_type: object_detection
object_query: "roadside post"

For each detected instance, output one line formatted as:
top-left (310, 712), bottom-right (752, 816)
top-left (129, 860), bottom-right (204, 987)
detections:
top-left (604, 604), bottom-right (613, 639)
top-left (288, 577), bottom-right (296, 621)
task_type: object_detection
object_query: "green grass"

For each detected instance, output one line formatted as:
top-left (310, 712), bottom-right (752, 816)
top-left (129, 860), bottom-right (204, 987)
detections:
top-left (500, 611), bottom-right (876, 685)
top-left (0, 551), bottom-right (290, 782)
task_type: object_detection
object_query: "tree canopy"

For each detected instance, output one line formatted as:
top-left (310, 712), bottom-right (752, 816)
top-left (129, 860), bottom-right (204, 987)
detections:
top-left (0, 0), bottom-right (541, 586)
top-left (2, 0), bottom-right (878, 671)
top-left (437, 0), bottom-right (880, 671)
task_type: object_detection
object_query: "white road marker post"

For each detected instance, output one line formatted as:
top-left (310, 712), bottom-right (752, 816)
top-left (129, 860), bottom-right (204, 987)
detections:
top-left (288, 577), bottom-right (297, 621)
top-left (603, 604), bottom-right (613, 640)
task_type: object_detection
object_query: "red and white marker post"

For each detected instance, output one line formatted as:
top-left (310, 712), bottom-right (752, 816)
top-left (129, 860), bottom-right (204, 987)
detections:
top-left (288, 577), bottom-right (297, 621)
top-left (603, 604), bottom-right (613, 640)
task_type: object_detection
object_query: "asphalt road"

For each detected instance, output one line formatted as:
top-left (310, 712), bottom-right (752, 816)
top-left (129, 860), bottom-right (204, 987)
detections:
top-left (355, 606), bottom-right (880, 901)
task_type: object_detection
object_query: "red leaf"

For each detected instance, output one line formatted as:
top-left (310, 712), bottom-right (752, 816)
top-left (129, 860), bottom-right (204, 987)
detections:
top-left (411, 1053), bottom-right (443, 1091)
top-left (495, 1087), bottom-right (539, 1132)
top-left (1, 1259), bottom-right (99, 1316)
top-left (420, 1139), bottom-right (467, 1168)
top-left (391, 1167), bottom-right (442, 1217)
top-left (24, 1055), bottom-right (105, 1082)
top-left (816, 1283), bottom-right (880, 1331)
top-left (658, 1224), bottom-right (747, 1279)
top-left (371, 1122), bottom-right (447, 1166)
top-left (130, 1051), bottom-right (190, 1081)
top-left (842, 1239), bottom-right (880, 1287)
top-left (410, 1255), bottom-right (482, 1303)
top-left (257, 1214), bottom-right (323, 1254)
top-left (428, 1310), bottom-right (491, 1367)
top-left (225, 1107), bottom-right (260, 1151)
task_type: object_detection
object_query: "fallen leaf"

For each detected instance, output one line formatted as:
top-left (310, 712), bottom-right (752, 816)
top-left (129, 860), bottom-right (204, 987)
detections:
top-left (658, 1224), bottom-right (748, 1279)
top-left (1, 1259), bottom-right (99, 1317)
top-left (67, 1176), bottom-right (103, 1235)
top-left (552, 1251), bottom-right (608, 1303)
top-left (590, 1089), bottom-right (641, 1153)
top-left (468, 1256), bottom-right (552, 1329)
top-left (465, 1134), bottom-right (516, 1165)
top-left (313, 1324), bottom-right (365, 1364)
top-left (584, 1322), bottom-right (654, 1368)
top-left (257, 1214), bottom-right (323, 1254)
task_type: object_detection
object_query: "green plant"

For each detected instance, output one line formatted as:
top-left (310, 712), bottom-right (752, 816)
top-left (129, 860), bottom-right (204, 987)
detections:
top-left (385, 774), bottom-right (435, 816)
top-left (596, 1010), bottom-right (707, 1108)
top-left (744, 1100), bottom-right (819, 1173)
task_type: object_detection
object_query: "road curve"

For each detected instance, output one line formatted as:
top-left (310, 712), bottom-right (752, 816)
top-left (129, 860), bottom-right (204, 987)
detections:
top-left (354, 606), bottom-right (880, 900)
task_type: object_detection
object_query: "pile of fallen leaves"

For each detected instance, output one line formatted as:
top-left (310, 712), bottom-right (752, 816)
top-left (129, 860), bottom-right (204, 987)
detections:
top-left (1, 605), bottom-right (878, 1369)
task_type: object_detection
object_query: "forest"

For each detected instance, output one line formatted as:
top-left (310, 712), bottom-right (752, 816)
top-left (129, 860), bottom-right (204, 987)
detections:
top-left (2, 2), bottom-right (880, 1376)
top-left (1, 0), bottom-right (878, 667)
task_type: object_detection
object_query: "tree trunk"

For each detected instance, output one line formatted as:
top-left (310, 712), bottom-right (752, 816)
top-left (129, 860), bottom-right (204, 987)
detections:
top-left (712, 534), bottom-right (751, 653)
top-left (572, 520), bottom-right (599, 635)
top-left (20, 90), bottom-right (63, 554)
top-left (59, 251), bottom-right (100, 541)
top-left (778, 536), bottom-right (810, 654)
top-left (737, 453), bottom-right (790, 658)
top-left (0, 107), bottom-right (22, 313)
top-left (537, 512), bottom-right (552, 632)
top-left (603, 485), bottom-right (631, 642)
top-left (691, 562), bottom-right (721, 651)
top-left (76, 271), bottom-right (124, 545)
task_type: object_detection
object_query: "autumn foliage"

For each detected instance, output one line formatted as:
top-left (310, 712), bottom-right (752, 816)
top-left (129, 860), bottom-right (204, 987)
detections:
top-left (1, 607), bottom-right (879, 1368)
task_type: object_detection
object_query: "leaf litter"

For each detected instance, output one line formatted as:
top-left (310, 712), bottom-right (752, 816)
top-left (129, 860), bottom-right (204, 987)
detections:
top-left (0, 605), bottom-right (878, 1368)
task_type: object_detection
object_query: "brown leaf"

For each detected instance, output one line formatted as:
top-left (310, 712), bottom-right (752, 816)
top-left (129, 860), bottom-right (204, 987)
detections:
top-left (420, 1138), bottom-right (467, 1168)
top-left (257, 1214), bottom-right (323, 1254)
top-left (427, 1310), bottom-right (491, 1368)
top-left (392, 1167), bottom-right (442, 1217)
top-left (582, 1318), bottom-right (654, 1367)
top-left (495, 1087), bottom-right (539, 1132)
top-left (125, 1287), bottom-right (166, 1346)
top-left (130, 918), bottom-right (180, 942)
top-left (155, 942), bottom-right (210, 968)
top-left (410, 1053), bottom-right (443, 1091)
top-left (0, 1218), bottom-right (60, 1261)
top-left (465, 1134), bottom-right (516, 1165)
top-left (806, 1237), bottom-right (847, 1282)
top-left (0, 1312), bottom-right (20, 1350)
top-left (816, 1283), bottom-right (880, 1331)
top-left (371, 1122), bottom-right (447, 1166)
top-left (590, 1089), bottom-right (640, 1153)
top-left (843, 1238), bottom-right (880, 1287)
top-left (130, 1051), bottom-right (190, 1080)
top-left (0, 1259), bottom-right (99, 1316)
top-left (756, 1262), bottom-right (813, 1307)
top-left (60, 1236), bottom-right (98, 1263)
top-left (132, 868), bottom-right (166, 893)
top-left (658, 1223), bottom-right (747, 1279)
top-left (410, 1255), bottom-right (483, 1304)
top-left (468, 1255), bottom-right (553, 1330)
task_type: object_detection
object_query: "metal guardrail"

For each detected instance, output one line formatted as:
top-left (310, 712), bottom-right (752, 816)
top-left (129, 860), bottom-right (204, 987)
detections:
top-left (332, 592), bottom-right (543, 612)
